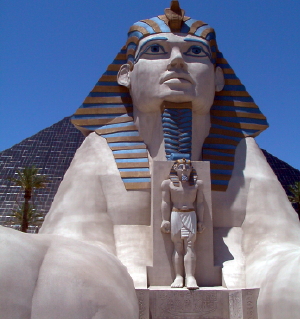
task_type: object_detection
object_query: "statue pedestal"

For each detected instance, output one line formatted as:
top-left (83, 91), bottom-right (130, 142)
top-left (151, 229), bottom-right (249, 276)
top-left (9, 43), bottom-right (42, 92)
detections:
top-left (136, 287), bottom-right (259, 319)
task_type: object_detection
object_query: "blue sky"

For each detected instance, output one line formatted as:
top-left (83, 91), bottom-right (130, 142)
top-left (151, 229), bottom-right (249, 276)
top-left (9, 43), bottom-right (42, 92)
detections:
top-left (1, 0), bottom-right (299, 169)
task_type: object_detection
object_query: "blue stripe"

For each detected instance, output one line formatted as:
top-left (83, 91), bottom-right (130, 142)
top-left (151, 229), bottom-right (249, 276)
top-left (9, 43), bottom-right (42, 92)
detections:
top-left (115, 158), bottom-right (148, 163)
top-left (119, 168), bottom-right (149, 172)
top-left (133, 21), bottom-right (156, 34)
top-left (213, 116), bottom-right (267, 125)
top-left (102, 131), bottom-right (139, 138)
top-left (211, 169), bottom-right (232, 174)
top-left (194, 25), bottom-right (211, 37)
top-left (214, 96), bottom-right (254, 103)
top-left (203, 150), bottom-right (234, 157)
top-left (217, 63), bottom-right (231, 68)
top-left (203, 144), bottom-right (236, 150)
top-left (181, 18), bottom-right (197, 33)
top-left (211, 180), bottom-right (229, 185)
top-left (103, 71), bottom-right (118, 75)
top-left (224, 74), bottom-right (239, 80)
top-left (113, 149), bottom-right (146, 154)
top-left (217, 52), bottom-right (224, 58)
top-left (211, 105), bottom-right (261, 114)
top-left (123, 178), bottom-right (151, 183)
top-left (150, 17), bottom-right (170, 32)
top-left (210, 160), bottom-right (234, 167)
top-left (96, 82), bottom-right (119, 86)
top-left (205, 31), bottom-right (216, 41)
top-left (223, 85), bottom-right (246, 92)
top-left (127, 43), bottom-right (138, 51)
top-left (127, 31), bottom-right (144, 39)
top-left (110, 60), bottom-right (126, 65)
top-left (108, 142), bottom-right (145, 147)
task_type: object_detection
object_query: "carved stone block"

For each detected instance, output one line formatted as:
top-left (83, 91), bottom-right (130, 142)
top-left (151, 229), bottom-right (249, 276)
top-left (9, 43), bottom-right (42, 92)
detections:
top-left (136, 287), bottom-right (259, 319)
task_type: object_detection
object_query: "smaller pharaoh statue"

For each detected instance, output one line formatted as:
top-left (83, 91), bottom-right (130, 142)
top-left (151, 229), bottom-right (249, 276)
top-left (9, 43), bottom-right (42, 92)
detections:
top-left (161, 159), bottom-right (205, 289)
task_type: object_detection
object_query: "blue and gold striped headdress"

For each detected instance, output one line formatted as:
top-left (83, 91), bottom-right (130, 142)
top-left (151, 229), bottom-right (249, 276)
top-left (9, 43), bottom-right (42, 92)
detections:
top-left (71, 0), bottom-right (268, 192)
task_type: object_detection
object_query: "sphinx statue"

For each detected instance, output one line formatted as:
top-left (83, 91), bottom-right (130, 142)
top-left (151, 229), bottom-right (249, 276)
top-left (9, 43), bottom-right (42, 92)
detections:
top-left (1, 1), bottom-right (300, 318)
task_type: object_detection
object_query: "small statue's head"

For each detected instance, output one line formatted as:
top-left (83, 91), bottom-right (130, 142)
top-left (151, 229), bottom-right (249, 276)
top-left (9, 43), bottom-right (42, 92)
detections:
top-left (170, 158), bottom-right (197, 186)
top-left (117, 0), bottom-right (225, 114)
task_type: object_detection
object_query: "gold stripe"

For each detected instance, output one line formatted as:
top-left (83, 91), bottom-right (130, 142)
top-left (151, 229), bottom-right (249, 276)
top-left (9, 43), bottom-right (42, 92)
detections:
top-left (211, 163), bottom-right (234, 170)
top-left (75, 107), bottom-right (132, 115)
top-left (73, 116), bottom-right (133, 127)
top-left (128, 25), bottom-right (150, 36)
top-left (157, 15), bottom-right (169, 26)
top-left (188, 21), bottom-right (207, 34)
top-left (96, 125), bottom-right (137, 135)
top-left (163, 101), bottom-right (192, 110)
top-left (106, 136), bottom-right (144, 143)
top-left (107, 64), bottom-right (122, 72)
top-left (217, 58), bottom-right (228, 64)
top-left (110, 145), bottom-right (146, 151)
top-left (98, 75), bottom-right (117, 82)
top-left (200, 27), bottom-right (215, 39)
top-left (126, 36), bottom-right (140, 47)
top-left (120, 171), bottom-right (150, 178)
top-left (204, 137), bottom-right (239, 146)
top-left (213, 100), bottom-right (258, 108)
top-left (212, 118), bottom-right (268, 131)
top-left (216, 91), bottom-right (250, 97)
top-left (211, 174), bottom-right (231, 181)
top-left (140, 19), bottom-right (162, 33)
top-left (211, 110), bottom-right (267, 120)
top-left (125, 182), bottom-right (151, 190)
top-left (212, 184), bottom-right (228, 192)
top-left (91, 86), bottom-right (129, 93)
top-left (225, 79), bottom-right (242, 85)
top-left (114, 152), bottom-right (148, 159)
top-left (117, 162), bottom-right (149, 169)
top-left (83, 97), bottom-right (132, 104)
top-left (204, 154), bottom-right (235, 162)
top-left (222, 68), bottom-right (235, 74)
top-left (115, 53), bottom-right (127, 61)
top-left (210, 127), bottom-right (245, 138)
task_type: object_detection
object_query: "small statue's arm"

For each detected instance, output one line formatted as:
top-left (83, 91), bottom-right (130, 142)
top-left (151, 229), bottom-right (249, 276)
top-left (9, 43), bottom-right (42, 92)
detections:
top-left (196, 180), bottom-right (205, 233)
top-left (160, 179), bottom-right (171, 234)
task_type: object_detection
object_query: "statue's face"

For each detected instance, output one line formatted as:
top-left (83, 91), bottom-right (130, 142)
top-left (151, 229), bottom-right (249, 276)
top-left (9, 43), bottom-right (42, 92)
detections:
top-left (175, 163), bottom-right (192, 182)
top-left (118, 33), bottom-right (224, 114)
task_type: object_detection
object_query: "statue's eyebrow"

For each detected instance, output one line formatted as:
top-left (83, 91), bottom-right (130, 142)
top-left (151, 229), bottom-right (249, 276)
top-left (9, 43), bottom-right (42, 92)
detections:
top-left (184, 38), bottom-right (211, 51)
top-left (137, 36), bottom-right (169, 52)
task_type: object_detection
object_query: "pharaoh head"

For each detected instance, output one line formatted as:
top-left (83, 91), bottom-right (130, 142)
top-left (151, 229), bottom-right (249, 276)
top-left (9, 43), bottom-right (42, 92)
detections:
top-left (170, 158), bottom-right (197, 186)
top-left (117, 0), bottom-right (224, 114)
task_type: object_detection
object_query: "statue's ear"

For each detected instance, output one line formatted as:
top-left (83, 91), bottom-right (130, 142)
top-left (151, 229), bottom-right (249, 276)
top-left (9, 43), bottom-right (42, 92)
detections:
top-left (214, 66), bottom-right (225, 92)
top-left (117, 64), bottom-right (131, 88)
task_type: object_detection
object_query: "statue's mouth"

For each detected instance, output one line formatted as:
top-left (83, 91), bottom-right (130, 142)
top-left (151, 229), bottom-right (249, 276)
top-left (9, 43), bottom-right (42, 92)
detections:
top-left (160, 72), bottom-right (194, 85)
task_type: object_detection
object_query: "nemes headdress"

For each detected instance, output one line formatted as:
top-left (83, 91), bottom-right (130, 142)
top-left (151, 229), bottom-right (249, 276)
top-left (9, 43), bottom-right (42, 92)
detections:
top-left (71, 1), bottom-right (268, 192)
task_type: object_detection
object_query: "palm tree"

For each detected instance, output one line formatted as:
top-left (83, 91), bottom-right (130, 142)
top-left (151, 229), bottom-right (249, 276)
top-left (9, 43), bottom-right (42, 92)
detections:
top-left (288, 181), bottom-right (300, 217)
top-left (8, 166), bottom-right (47, 232)
top-left (7, 202), bottom-right (44, 232)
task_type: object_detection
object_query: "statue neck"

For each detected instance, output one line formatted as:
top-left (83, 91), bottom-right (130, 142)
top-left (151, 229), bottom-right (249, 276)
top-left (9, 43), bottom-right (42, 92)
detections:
top-left (133, 102), bottom-right (211, 162)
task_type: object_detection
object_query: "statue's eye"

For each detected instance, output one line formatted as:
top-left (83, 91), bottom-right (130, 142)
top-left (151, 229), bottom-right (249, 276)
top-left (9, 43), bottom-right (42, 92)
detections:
top-left (144, 44), bottom-right (166, 55)
top-left (185, 45), bottom-right (208, 58)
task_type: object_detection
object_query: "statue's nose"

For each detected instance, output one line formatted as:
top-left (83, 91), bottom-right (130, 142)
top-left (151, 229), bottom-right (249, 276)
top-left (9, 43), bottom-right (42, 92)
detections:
top-left (167, 48), bottom-right (187, 71)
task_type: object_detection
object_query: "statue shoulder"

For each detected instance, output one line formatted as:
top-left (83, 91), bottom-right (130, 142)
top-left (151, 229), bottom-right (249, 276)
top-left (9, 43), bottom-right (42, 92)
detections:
top-left (161, 179), bottom-right (171, 190)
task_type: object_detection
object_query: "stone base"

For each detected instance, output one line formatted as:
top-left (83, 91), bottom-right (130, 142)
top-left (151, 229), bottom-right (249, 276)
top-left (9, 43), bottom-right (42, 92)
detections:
top-left (136, 287), bottom-right (259, 319)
